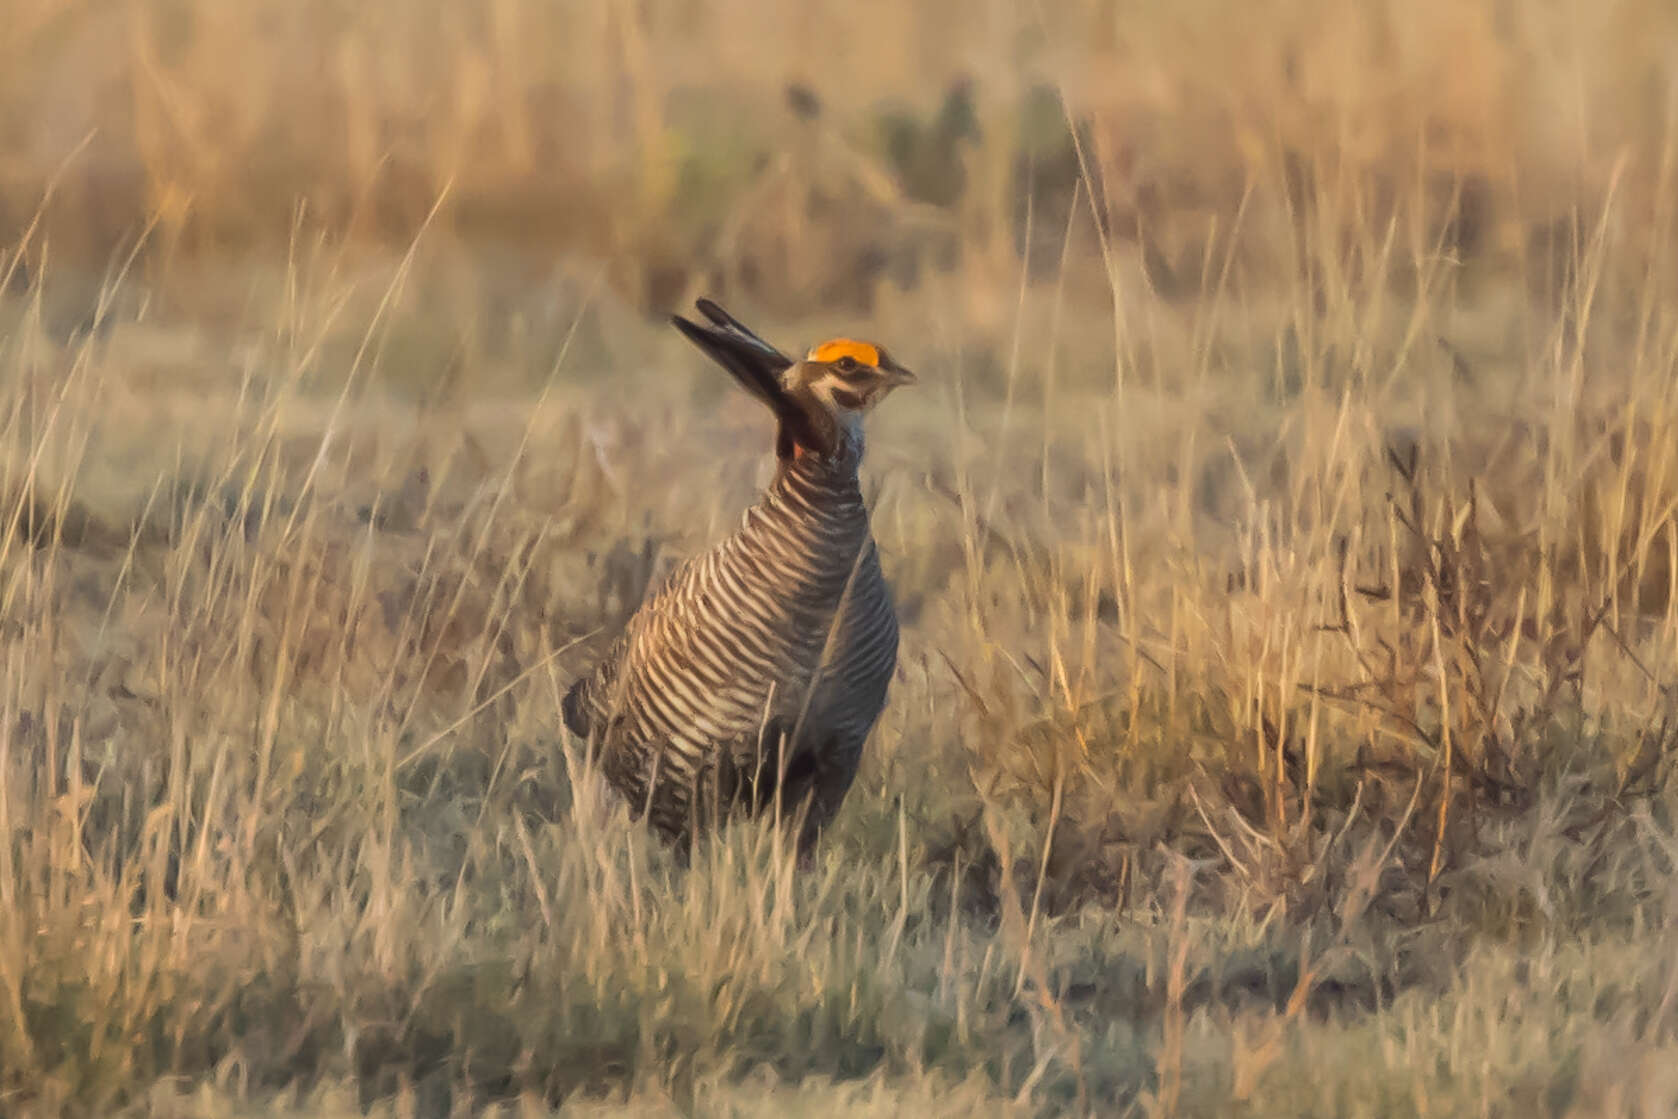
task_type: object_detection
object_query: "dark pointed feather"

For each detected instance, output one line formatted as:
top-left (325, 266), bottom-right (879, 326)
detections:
top-left (694, 298), bottom-right (790, 363)
top-left (669, 314), bottom-right (787, 409)
top-left (671, 302), bottom-right (836, 457)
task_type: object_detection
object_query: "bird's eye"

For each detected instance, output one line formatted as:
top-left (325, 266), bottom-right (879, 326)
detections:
top-left (835, 355), bottom-right (860, 372)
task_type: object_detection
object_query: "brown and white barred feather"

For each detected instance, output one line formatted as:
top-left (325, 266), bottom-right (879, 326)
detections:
top-left (561, 432), bottom-right (899, 849)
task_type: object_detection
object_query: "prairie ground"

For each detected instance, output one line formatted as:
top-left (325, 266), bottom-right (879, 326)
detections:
top-left (6, 1), bottom-right (1678, 1116)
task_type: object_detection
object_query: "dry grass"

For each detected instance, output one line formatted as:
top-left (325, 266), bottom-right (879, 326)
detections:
top-left (6, 1), bottom-right (1678, 1116)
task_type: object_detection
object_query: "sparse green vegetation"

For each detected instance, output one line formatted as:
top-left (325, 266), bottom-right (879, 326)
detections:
top-left (6, 1), bottom-right (1678, 1116)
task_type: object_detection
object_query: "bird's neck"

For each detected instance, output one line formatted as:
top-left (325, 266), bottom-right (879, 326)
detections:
top-left (778, 410), bottom-right (863, 468)
top-left (776, 427), bottom-right (864, 493)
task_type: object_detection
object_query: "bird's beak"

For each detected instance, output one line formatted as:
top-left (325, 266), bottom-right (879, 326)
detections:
top-left (883, 358), bottom-right (917, 388)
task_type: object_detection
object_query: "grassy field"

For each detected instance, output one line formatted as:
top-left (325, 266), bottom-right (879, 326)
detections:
top-left (7, 0), bottom-right (1678, 1115)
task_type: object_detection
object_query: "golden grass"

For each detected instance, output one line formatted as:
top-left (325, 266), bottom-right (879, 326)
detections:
top-left (6, 1), bottom-right (1678, 1116)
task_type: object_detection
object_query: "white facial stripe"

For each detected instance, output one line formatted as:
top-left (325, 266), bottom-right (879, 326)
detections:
top-left (793, 362), bottom-right (905, 416)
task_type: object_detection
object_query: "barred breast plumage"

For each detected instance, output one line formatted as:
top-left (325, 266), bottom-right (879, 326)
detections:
top-left (563, 299), bottom-right (914, 852)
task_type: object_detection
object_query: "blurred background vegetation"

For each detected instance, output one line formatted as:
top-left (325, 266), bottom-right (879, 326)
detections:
top-left (7, 0), bottom-right (1678, 319)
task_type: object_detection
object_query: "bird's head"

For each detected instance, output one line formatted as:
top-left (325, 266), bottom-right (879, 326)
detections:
top-left (785, 338), bottom-right (917, 428)
top-left (669, 300), bottom-right (915, 462)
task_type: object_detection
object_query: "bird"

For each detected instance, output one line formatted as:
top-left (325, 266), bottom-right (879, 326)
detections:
top-left (562, 298), bottom-right (915, 855)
